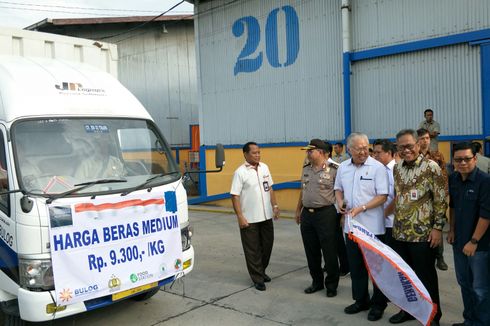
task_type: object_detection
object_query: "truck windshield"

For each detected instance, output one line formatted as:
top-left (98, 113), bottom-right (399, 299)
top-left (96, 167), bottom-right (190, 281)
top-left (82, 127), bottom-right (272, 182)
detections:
top-left (12, 118), bottom-right (179, 196)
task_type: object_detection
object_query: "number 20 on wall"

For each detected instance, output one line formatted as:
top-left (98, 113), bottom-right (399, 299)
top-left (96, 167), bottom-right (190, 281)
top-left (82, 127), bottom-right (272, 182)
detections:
top-left (232, 5), bottom-right (300, 76)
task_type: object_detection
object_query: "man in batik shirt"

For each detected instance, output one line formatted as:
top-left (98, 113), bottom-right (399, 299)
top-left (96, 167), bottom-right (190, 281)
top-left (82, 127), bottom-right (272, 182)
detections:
top-left (389, 129), bottom-right (447, 326)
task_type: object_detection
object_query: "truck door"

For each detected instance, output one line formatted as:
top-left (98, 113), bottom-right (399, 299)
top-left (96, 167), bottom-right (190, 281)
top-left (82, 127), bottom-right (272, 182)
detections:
top-left (0, 124), bottom-right (18, 284)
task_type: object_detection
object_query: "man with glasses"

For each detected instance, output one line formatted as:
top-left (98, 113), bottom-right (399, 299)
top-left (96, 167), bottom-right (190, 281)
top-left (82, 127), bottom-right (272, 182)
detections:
top-left (389, 129), bottom-right (447, 325)
top-left (447, 142), bottom-right (490, 326)
top-left (334, 133), bottom-right (389, 321)
top-left (295, 139), bottom-right (339, 298)
top-left (418, 128), bottom-right (449, 271)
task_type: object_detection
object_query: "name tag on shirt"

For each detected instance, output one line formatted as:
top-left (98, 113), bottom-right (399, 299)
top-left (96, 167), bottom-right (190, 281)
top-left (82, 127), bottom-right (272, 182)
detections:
top-left (263, 181), bottom-right (270, 192)
top-left (410, 189), bottom-right (418, 201)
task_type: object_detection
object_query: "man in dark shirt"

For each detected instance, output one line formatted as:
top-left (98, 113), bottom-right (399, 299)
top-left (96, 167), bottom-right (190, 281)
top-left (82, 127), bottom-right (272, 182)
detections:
top-left (448, 142), bottom-right (490, 326)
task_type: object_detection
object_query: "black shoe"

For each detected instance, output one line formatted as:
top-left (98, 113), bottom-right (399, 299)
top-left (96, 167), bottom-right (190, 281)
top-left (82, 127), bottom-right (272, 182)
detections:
top-left (326, 289), bottom-right (337, 297)
top-left (340, 271), bottom-right (350, 277)
top-left (304, 284), bottom-right (324, 294)
top-left (254, 282), bottom-right (266, 291)
top-left (367, 307), bottom-right (385, 321)
top-left (344, 302), bottom-right (370, 314)
top-left (263, 274), bottom-right (271, 283)
top-left (436, 258), bottom-right (448, 271)
top-left (389, 310), bottom-right (415, 324)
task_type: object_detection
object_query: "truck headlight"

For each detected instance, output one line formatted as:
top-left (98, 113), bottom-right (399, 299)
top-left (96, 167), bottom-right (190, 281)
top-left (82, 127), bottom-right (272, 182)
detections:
top-left (19, 258), bottom-right (54, 291)
top-left (181, 225), bottom-right (192, 251)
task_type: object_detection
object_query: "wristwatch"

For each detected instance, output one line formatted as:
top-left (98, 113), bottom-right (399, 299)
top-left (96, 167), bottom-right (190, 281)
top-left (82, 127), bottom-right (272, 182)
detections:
top-left (362, 205), bottom-right (367, 212)
top-left (470, 238), bottom-right (479, 245)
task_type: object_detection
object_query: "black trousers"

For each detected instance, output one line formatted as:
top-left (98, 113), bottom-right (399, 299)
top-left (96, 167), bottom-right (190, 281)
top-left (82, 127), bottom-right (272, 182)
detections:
top-left (392, 239), bottom-right (442, 321)
top-left (300, 205), bottom-right (339, 291)
top-left (384, 227), bottom-right (394, 248)
top-left (240, 219), bottom-right (274, 284)
top-left (346, 234), bottom-right (388, 309)
top-left (337, 221), bottom-right (349, 273)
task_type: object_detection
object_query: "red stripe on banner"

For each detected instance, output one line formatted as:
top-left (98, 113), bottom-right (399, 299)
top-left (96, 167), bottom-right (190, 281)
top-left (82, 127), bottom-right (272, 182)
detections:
top-left (349, 233), bottom-right (437, 326)
top-left (75, 198), bottom-right (164, 213)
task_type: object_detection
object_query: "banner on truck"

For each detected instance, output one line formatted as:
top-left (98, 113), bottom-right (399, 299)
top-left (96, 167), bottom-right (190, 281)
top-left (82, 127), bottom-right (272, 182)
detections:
top-left (48, 190), bottom-right (183, 305)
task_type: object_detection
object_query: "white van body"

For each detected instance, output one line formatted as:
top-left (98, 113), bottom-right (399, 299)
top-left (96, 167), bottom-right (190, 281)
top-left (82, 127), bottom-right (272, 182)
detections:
top-left (0, 28), bottom-right (193, 322)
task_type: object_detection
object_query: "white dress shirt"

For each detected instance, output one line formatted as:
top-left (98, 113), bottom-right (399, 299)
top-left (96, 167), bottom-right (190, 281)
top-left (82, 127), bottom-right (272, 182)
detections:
top-left (334, 156), bottom-right (389, 235)
top-left (230, 162), bottom-right (274, 223)
top-left (384, 159), bottom-right (396, 228)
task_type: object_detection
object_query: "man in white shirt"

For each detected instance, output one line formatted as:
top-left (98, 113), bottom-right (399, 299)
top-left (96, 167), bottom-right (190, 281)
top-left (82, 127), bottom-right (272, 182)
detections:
top-left (230, 142), bottom-right (279, 291)
top-left (334, 132), bottom-right (389, 322)
top-left (373, 139), bottom-right (396, 247)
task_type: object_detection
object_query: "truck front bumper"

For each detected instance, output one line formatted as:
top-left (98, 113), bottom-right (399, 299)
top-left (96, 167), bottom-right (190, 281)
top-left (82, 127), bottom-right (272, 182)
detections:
top-left (17, 245), bottom-right (194, 322)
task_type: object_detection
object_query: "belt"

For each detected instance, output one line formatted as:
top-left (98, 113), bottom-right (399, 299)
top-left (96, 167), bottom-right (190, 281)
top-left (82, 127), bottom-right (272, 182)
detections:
top-left (304, 205), bottom-right (333, 213)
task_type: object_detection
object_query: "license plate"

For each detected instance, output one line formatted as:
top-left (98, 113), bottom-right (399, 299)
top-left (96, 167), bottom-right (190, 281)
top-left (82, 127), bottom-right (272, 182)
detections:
top-left (112, 282), bottom-right (158, 301)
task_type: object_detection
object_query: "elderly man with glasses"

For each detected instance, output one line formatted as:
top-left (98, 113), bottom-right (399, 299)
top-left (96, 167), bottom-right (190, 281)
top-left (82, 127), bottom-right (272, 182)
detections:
top-left (334, 132), bottom-right (389, 322)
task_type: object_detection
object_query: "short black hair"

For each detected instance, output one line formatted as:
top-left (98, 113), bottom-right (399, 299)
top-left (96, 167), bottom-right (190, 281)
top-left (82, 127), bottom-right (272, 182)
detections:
top-left (453, 142), bottom-right (476, 156)
top-left (373, 139), bottom-right (395, 156)
top-left (424, 108), bottom-right (433, 115)
top-left (416, 128), bottom-right (430, 137)
top-left (243, 142), bottom-right (258, 153)
top-left (324, 141), bottom-right (333, 154)
top-left (334, 142), bottom-right (344, 148)
top-left (472, 141), bottom-right (482, 153)
top-left (396, 129), bottom-right (417, 141)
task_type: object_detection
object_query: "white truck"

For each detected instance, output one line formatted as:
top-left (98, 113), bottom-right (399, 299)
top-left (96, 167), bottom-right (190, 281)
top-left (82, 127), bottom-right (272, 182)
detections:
top-left (0, 28), bottom-right (219, 323)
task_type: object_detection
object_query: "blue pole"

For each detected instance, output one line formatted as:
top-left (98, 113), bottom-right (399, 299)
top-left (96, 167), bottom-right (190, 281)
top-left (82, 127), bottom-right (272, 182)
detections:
top-left (343, 51), bottom-right (352, 140)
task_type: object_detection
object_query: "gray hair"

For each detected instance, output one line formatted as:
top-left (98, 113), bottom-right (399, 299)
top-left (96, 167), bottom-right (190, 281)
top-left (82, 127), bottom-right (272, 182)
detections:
top-left (395, 129), bottom-right (418, 141)
top-left (346, 132), bottom-right (369, 149)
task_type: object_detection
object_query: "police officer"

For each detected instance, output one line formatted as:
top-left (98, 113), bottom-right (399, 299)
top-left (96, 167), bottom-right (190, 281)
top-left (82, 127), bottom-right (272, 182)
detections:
top-left (295, 139), bottom-right (339, 297)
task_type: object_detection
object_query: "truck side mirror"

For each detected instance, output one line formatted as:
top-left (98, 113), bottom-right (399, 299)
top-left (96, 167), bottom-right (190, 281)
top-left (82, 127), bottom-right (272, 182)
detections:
top-left (215, 143), bottom-right (225, 168)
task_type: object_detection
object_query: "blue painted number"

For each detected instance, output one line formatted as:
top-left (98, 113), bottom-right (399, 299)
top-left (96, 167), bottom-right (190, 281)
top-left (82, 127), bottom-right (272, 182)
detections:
top-left (233, 6), bottom-right (300, 75)
top-left (232, 16), bottom-right (262, 76)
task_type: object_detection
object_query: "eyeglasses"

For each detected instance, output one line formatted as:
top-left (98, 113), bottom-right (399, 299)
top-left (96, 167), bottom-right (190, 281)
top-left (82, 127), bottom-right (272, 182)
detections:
top-left (397, 143), bottom-right (416, 151)
top-left (350, 147), bottom-right (369, 154)
top-left (453, 156), bottom-right (475, 163)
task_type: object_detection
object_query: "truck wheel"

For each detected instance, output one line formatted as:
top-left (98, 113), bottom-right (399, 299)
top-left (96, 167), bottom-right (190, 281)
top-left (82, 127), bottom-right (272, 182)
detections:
top-left (3, 314), bottom-right (25, 326)
top-left (131, 287), bottom-right (160, 301)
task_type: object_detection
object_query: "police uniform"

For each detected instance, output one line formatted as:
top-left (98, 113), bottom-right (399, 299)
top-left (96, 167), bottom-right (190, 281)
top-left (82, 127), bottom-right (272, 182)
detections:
top-left (300, 160), bottom-right (339, 293)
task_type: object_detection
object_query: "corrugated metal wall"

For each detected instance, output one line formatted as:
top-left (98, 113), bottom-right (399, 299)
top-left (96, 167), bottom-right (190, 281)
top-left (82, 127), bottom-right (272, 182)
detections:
top-left (351, 0), bottom-right (490, 51)
top-left (196, 0), bottom-right (344, 145)
top-left (0, 27), bottom-right (117, 74)
top-left (117, 23), bottom-right (198, 147)
top-left (351, 43), bottom-right (481, 138)
top-left (53, 22), bottom-right (198, 147)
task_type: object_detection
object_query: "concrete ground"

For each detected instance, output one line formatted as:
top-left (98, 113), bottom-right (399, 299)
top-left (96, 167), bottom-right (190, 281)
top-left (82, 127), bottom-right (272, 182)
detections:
top-left (7, 207), bottom-right (464, 325)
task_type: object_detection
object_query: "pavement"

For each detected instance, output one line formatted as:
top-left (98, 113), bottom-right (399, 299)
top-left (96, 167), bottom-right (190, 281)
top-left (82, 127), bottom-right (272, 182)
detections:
top-left (6, 207), bottom-right (463, 325)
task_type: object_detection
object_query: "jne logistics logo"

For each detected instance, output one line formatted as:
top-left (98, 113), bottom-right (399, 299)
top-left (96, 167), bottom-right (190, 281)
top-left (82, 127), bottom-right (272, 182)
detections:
top-left (54, 82), bottom-right (106, 95)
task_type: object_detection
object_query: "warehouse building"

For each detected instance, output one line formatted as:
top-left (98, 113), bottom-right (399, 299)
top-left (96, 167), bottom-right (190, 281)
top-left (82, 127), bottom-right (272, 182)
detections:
top-left (189, 0), bottom-right (490, 210)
